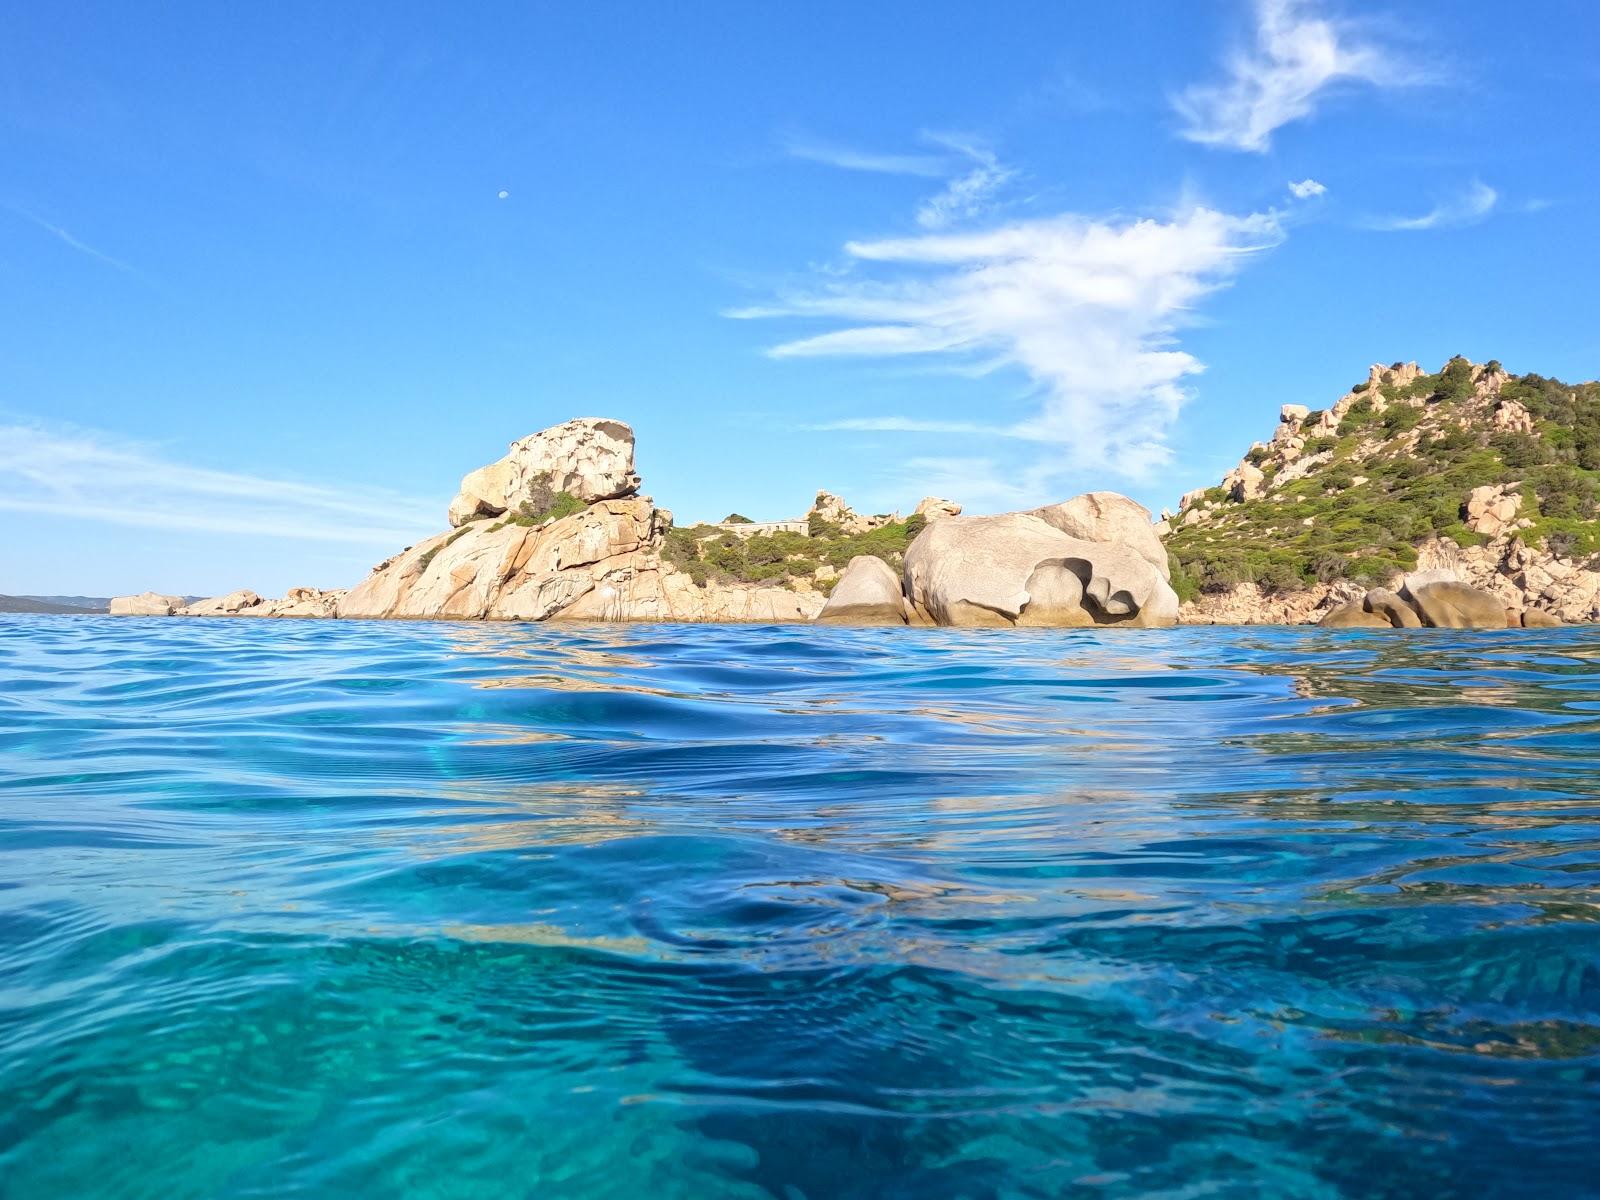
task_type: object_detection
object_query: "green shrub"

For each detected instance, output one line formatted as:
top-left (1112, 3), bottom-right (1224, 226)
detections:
top-left (1381, 405), bottom-right (1421, 436)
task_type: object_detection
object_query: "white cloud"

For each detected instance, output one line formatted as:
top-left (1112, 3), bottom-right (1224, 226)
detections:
top-left (784, 137), bottom-right (950, 178)
top-left (1175, 0), bottom-right (1391, 153)
top-left (736, 205), bottom-right (1283, 485)
top-left (0, 424), bottom-right (443, 546)
top-left (1288, 177), bottom-right (1327, 199)
top-left (1366, 179), bottom-right (1498, 232)
top-left (915, 135), bottom-right (1017, 230)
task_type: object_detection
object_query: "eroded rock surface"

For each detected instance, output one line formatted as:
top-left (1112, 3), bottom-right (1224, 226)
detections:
top-left (109, 592), bottom-right (185, 616)
top-left (447, 418), bottom-right (640, 527)
top-left (902, 512), bottom-right (1178, 629)
top-left (817, 555), bottom-right (908, 625)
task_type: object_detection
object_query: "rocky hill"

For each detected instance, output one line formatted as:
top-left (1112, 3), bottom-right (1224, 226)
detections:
top-left (110, 418), bottom-right (1181, 629)
top-left (1166, 357), bottom-right (1600, 623)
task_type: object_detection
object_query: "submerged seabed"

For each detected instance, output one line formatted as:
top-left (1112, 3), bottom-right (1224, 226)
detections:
top-left (1, 615), bottom-right (1598, 1199)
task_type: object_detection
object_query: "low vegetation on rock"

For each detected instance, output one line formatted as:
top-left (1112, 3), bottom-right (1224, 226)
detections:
top-left (1166, 357), bottom-right (1600, 604)
top-left (663, 514), bottom-right (927, 589)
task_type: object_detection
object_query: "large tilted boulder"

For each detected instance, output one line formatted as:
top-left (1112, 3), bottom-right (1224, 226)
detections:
top-left (901, 512), bottom-right (1179, 628)
top-left (109, 591), bottom-right (185, 616)
top-left (1408, 581), bottom-right (1514, 629)
top-left (447, 418), bottom-right (640, 527)
top-left (1030, 491), bottom-right (1170, 580)
top-left (817, 555), bottom-right (909, 625)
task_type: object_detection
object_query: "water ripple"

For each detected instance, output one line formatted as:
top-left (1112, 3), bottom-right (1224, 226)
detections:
top-left (1, 615), bottom-right (1598, 1199)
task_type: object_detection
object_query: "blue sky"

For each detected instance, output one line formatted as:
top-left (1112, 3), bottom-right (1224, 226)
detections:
top-left (4, 0), bottom-right (1598, 596)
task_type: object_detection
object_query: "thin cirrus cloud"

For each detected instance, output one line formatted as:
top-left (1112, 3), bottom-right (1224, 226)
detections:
top-left (782, 136), bottom-right (950, 178)
top-left (0, 423), bottom-right (443, 546)
top-left (1365, 180), bottom-right (1498, 232)
top-left (6, 205), bottom-right (137, 273)
top-left (733, 205), bottom-right (1284, 491)
top-left (1174, 0), bottom-right (1393, 153)
top-left (784, 131), bottom-right (1015, 230)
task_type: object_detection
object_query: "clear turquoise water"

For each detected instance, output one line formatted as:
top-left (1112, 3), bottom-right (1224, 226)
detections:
top-left (2, 615), bottom-right (1598, 1199)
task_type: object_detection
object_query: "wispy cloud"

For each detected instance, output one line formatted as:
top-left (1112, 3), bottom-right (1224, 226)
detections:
top-left (783, 136), bottom-right (950, 178)
top-left (1288, 177), bottom-right (1327, 199)
top-left (1175, 0), bottom-right (1393, 153)
top-left (1365, 179), bottom-right (1498, 232)
top-left (915, 135), bottom-right (1017, 229)
top-left (736, 205), bottom-right (1283, 487)
top-left (6, 206), bottom-right (137, 273)
top-left (0, 424), bottom-right (443, 545)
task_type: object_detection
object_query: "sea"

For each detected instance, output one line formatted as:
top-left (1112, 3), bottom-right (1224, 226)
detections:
top-left (2, 614), bottom-right (1597, 1199)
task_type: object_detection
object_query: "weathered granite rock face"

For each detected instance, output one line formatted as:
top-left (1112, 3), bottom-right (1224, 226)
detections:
top-left (1318, 577), bottom-right (1560, 629)
top-left (1463, 484), bottom-right (1524, 538)
top-left (808, 490), bottom-right (898, 535)
top-left (340, 498), bottom-right (822, 624)
top-left (817, 555), bottom-right (908, 625)
top-left (109, 592), bottom-right (186, 616)
top-left (1030, 492), bottom-right (1170, 580)
top-left (179, 589), bottom-right (264, 617)
top-left (913, 497), bottom-right (962, 522)
top-left (447, 418), bottom-right (640, 527)
top-left (901, 512), bottom-right (1178, 629)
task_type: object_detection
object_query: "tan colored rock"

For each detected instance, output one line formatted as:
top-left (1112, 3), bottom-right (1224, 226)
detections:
top-left (267, 588), bottom-right (346, 618)
top-left (1319, 599), bottom-right (1393, 628)
top-left (902, 512), bottom-right (1178, 628)
top-left (1363, 588), bottom-right (1421, 628)
top-left (1492, 399), bottom-right (1535, 435)
top-left (1408, 581), bottom-right (1515, 629)
top-left (1521, 608), bottom-right (1564, 628)
top-left (178, 589), bottom-right (264, 617)
top-left (109, 591), bottom-right (185, 616)
top-left (1463, 484), bottom-right (1522, 538)
top-left (913, 497), bottom-right (962, 522)
top-left (339, 497), bottom-right (823, 625)
top-left (447, 459), bottom-right (516, 527)
top-left (816, 555), bottom-right (907, 625)
top-left (447, 418), bottom-right (639, 527)
top-left (1030, 491), bottom-right (1170, 580)
top-left (1223, 462), bottom-right (1266, 502)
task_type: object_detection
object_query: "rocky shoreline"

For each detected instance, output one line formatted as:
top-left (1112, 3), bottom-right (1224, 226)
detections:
top-left (108, 394), bottom-right (1583, 630)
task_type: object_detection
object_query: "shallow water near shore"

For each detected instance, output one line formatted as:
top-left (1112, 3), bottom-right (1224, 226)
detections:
top-left (2, 614), bottom-right (1598, 1199)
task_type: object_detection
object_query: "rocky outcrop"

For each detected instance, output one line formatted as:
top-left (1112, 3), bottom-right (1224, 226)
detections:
top-left (901, 512), bottom-right (1179, 629)
top-left (1030, 492), bottom-right (1170, 580)
top-left (1463, 484), bottom-right (1525, 538)
top-left (179, 589), bottom-right (264, 617)
top-left (808, 491), bottom-right (898, 535)
top-left (109, 591), bottom-right (185, 616)
top-left (817, 556), bottom-right (908, 625)
top-left (339, 497), bottom-right (822, 624)
top-left (1318, 576), bottom-right (1561, 629)
top-left (447, 418), bottom-right (640, 527)
top-left (914, 497), bottom-right (962, 522)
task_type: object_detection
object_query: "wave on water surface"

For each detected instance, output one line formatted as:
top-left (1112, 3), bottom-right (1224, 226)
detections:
top-left (1, 614), bottom-right (1598, 1199)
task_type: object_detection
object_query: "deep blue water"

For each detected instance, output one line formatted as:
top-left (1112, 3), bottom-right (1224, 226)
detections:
top-left (1, 615), bottom-right (1598, 1199)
